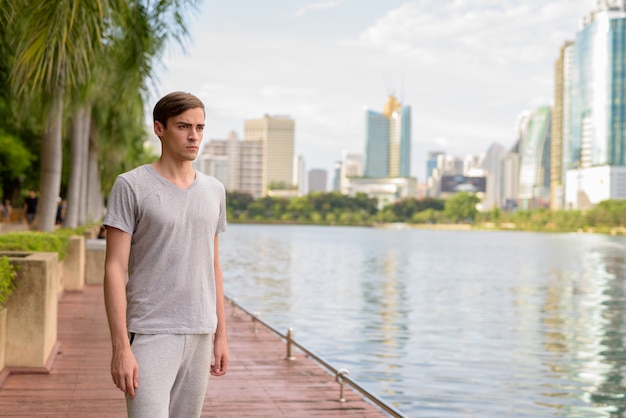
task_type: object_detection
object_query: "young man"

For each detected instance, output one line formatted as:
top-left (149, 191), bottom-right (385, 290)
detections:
top-left (103, 92), bottom-right (229, 418)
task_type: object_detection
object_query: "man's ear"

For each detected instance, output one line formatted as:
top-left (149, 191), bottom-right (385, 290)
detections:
top-left (154, 121), bottom-right (165, 137)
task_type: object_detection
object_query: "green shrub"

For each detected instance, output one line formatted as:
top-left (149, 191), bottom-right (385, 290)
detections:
top-left (0, 256), bottom-right (16, 308)
top-left (0, 231), bottom-right (69, 260)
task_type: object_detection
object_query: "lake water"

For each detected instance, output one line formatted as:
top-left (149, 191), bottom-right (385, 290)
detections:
top-left (219, 224), bottom-right (626, 418)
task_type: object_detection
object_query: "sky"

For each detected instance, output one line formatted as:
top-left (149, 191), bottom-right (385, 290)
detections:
top-left (155, 0), bottom-right (595, 182)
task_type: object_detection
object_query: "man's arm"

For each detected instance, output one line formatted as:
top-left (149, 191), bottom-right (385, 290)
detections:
top-left (103, 227), bottom-right (139, 397)
top-left (211, 233), bottom-right (229, 376)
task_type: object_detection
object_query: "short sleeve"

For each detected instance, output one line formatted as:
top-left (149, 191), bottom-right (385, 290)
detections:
top-left (103, 176), bottom-right (137, 235)
top-left (217, 187), bottom-right (227, 234)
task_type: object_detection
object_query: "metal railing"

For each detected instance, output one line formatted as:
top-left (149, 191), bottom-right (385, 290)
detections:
top-left (226, 296), bottom-right (406, 418)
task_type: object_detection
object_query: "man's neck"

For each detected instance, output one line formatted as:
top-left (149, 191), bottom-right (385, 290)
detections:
top-left (151, 159), bottom-right (196, 189)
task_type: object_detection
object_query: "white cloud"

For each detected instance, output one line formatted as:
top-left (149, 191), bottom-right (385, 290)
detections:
top-left (259, 85), bottom-right (316, 99)
top-left (295, 1), bottom-right (342, 17)
top-left (355, 0), bottom-right (586, 71)
top-left (433, 136), bottom-right (455, 148)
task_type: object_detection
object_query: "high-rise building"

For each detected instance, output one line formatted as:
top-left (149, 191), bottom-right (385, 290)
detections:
top-left (244, 115), bottom-right (295, 196)
top-left (425, 153), bottom-right (465, 198)
top-left (239, 140), bottom-right (263, 198)
top-left (551, 41), bottom-right (574, 210)
top-left (308, 169), bottom-right (328, 193)
top-left (501, 151), bottom-right (521, 211)
top-left (426, 151), bottom-right (444, 181)
top-left (364, 96), bottom-right (411, 178)
top-left (464, 155), bottom-right (480, 174)
top-left (197, 131), bottom-right (264, 198)
top-left (518, 107), bottom-right (552, 209)
top-left (339, 151), bottom-right (363, 194)
top-left (295, 155), bottom-right (307, 196)
top-left (559, 1), bottom-right (626, 208)
top-left (479, 143), bottom-right (508, 210)
top-left (567, 2), bottom-right (626, 169)
top-left (197, 139), bottom-right (228, 186)
top-left (332, 161), bottom-right (342, 192)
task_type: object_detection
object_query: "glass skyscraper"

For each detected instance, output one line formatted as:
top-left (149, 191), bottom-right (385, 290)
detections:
top-left (426, 151), bottom-right (444, 180)
top-left (518, 106), bottom-right (552, 208)
top-left (364, 96), bottom-right (411, 178)
top-left (567, 3), bottom-right (626, 170)
top-left (551, 41), bottom-right (574, 209)
top-left (551, 1), bottom-right (626, 209)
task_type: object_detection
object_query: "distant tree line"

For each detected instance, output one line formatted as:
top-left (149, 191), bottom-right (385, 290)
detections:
top-left (226, 190), bottom-right (626, 233)
top-left (227, 191), bottom-right (484, 225)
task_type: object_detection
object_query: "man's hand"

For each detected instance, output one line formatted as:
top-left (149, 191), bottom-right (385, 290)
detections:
top-left (111, 347), bottom-right (139, 398)
top-left (211, 335), bottom-right (229, 376)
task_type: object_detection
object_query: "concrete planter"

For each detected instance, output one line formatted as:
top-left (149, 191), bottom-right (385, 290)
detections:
top-left (57, 259), bottom-right (64, 297)
top-left (83, 226), bottom-right (100, 239)
top-left (2, 252), bottom-right (60, 373)
top-left (0, 308), bottom-right (7, 384)
top-left (64, 235), bottom-right (85, 292)
top-left (85, 239), bottom-right (106, 285)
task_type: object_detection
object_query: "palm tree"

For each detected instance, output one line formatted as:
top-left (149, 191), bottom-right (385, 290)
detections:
top-left (64, 0), bottom-right (200, 228)
top-left (5, 0), bottom-right (112, 231)
top-left (63, 100), bottom-right (92, 228)
top-left (4, 0), bottom-right (199, 230)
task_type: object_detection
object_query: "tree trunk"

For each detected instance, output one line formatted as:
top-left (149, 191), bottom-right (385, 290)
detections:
top-left (77, 103), bottom-right (91, 225)
top-left (86, 116), bottom-right (103, 223)
top-left (64, 104), bottom-right (89, 228)
top-left (35, 89), bottom-right (64, 232)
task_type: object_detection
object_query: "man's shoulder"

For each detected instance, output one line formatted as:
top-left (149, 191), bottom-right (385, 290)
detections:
top-left (119, 164), bottom-right (151, 179)
top-left (115, 164), bottom-right (153, 184)
top-left (196, 171), bottom-right (225, 191)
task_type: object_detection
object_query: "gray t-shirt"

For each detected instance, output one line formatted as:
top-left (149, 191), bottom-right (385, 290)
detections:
top-left (104, 164), bottom-right (227, 334)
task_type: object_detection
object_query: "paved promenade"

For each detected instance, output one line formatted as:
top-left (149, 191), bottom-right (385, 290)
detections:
top-left (0, 285), bottom-right (387, 417)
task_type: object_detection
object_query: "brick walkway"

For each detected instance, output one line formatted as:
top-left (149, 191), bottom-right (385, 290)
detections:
top-left (0, 285), bottom-right (387, 417)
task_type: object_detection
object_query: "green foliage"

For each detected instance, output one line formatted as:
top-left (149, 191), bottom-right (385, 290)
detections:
top-left (0, 231), bottom-right (69, 260)
top-left (375, 208), bottom-right (398, 223)
top-left (444, 192), bottom-right (480, 223)
top-left (549, 209), bottom-right (585, 231)
top-left (477, 207), bottom-right (501, 223)
top-left (586, 199), bottom-right (626, 227)
top-left (1, 0), bottom-right (199, 229)
top-left (223, 191), bottom-right (626, 234)
top-left (286, 196), bottom-right (314, 219)
top-left (268, 181), bottom-right (297, 190)
top-left (0, 131), bottom-right (34, 182)
top-left (0, 256), bottom-right (16, 308)
top-left (226, 191), bottom-right (254, 213)
top-left (389, 197), bottom-right (445, 219)
top-left (227, 191), bottom-right (380, 225)
top-left (411, 208), bottom-right (443, 224)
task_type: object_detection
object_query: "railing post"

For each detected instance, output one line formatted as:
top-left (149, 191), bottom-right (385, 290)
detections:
top-left (336, 368), bottom-right (350, 402)
top-left (285, 328), bottom-right (296, 361)
top-left (252, 312), bottom-right (260, 334)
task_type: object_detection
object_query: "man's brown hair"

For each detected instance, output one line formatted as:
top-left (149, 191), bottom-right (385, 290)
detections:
top-left (153, 91), bottom-right (205, 127)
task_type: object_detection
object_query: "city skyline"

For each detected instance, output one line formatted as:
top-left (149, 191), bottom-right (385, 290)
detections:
top-left (155, 0), bottom-right (594, 180)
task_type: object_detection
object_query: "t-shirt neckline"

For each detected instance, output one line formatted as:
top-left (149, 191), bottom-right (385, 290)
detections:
top-left (145, 164), bottom-right (198, 191)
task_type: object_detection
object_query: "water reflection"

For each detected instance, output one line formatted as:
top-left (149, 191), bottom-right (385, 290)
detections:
top-left (533, 239), bottom-right (626, 417)
top-left (220, 225), bottom-right (626, 417)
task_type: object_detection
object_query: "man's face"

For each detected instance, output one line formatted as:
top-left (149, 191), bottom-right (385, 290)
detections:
top-left (155, 107), bottom-right (205, 161)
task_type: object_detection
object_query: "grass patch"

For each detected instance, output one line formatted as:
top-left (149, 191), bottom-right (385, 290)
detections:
top-left (0, 256), bottom-right (16, 309)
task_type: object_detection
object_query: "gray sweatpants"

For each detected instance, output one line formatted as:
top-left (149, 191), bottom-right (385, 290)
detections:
top-left (126, 333), bottom-right (214, 418)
